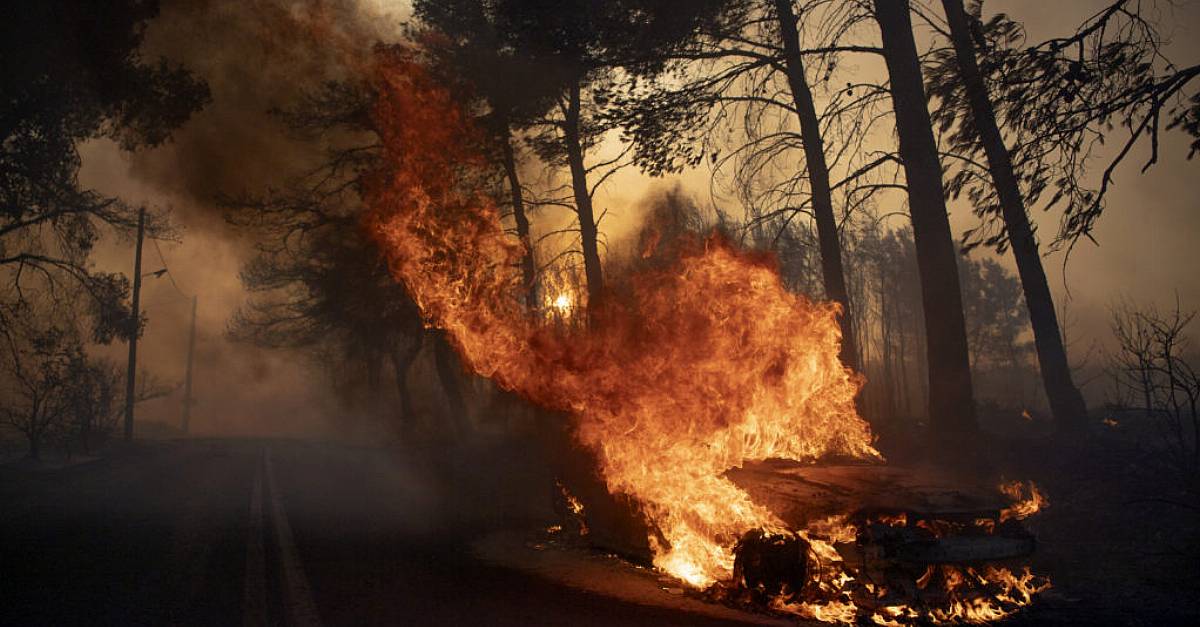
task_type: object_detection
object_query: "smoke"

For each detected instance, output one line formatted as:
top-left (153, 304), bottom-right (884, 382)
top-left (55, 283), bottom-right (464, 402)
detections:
top-left (76, 0), bottom-right (411, 438)
top-left (71, 0), bottom-right (1200, 438)
top-left (127, 0), bottom-right (407, 213)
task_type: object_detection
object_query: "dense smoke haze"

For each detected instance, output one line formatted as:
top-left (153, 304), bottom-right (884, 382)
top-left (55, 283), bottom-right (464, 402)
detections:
top-left (4, 1), bottom-right (1200, 625)
top-left (66, 0), bottom-right (1200, 440)
top-left (75, 0), bottom-right (412, 437)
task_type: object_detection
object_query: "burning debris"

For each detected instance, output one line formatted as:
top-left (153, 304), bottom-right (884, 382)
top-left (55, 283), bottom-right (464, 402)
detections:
top-left (364, 52), bottom-right (1049, 623)
top-left (554, 479), bottom-right (589, 537)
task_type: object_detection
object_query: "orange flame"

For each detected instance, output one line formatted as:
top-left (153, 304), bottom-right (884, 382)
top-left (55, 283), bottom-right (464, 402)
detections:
top-left (924, 565), bottom-right (1051, 624)
top-left (362, 50), bottom-right (1048, 623)
top-left (364, 50), bottom-right (877, 590)
top-left (998, 480), bottom-right (1047, 523)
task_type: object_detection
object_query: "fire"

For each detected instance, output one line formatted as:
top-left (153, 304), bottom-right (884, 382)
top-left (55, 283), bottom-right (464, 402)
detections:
top-left (556, 479), bottom-right (589, 536)
top-left (998, 480), bottom-right (1047, 523)
top-left (362, 49), bottom-right (1045, 623)
top-left (365, 49), bottom-right (875, 590)
top-left (921, 565), bottom-right (1051, 624)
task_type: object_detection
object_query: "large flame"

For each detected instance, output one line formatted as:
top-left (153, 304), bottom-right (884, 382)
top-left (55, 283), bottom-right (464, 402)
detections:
top-left (364, 50), bottom-right (877, 588)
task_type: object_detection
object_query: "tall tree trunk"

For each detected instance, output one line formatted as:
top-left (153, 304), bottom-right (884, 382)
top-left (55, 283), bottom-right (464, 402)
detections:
top-left (432, 330), bottom-right (469, 435)
top-left (498, 118), bottom-right (538, 309)
top-left (366, 350), bottom-right (383, 422)
top-left (563, 79), bottom-right (604, 307)
top-left (774, 0), bottom-right (861, 374)
top-left (897, 299), bottom-right (911, 417)
top-left (941, 0), bottom-right (1090, 434)
top-left (80, 412), bottom-right (92, 454)
top-left (390, 336), bottom-right (423, 432)
top-left (28, 417), bottom-right (41, 461)
top-left (880, 284), bottom-right (897, 421)
top-left (874, 0), bottom-right (979, 447)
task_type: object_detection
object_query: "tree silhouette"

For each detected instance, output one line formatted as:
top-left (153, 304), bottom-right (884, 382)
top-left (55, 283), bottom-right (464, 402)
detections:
top-left (226, 80), bottom-right (451, 433)
top-left (874, 0), bottom-right (979, 451)
top-left (0, 0), bottom-right (208, 339)
top-left (478, 0), bottom-right (730, 308)
top-left (930, 0), bottom-right (1089, 434)
top-left (612, 0), bottom-right (876, 373)
top-left (412, 0), bottom-right (564, 309)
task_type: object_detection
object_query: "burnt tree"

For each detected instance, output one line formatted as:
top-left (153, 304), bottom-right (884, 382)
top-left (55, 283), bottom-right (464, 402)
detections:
top-left (773, 0), bottom-right (860, 373)
top-left (938, 0), bottom-right (1088, 434)
top-left (874, 0), bottom-right (979, 447)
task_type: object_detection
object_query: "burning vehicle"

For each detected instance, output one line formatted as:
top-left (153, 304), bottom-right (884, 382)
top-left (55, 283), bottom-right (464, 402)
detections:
top-left (545, 453), bottom-right (1049, 624)
top-left (720, 463), bottom-right (1046, 622)
top-left (363, 53), bottom-right (1049, 624)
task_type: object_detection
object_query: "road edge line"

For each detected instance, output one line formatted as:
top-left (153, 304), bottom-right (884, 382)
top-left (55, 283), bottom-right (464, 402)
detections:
top-left (265, 446), bottom-right (323, 627)
top-left (243, 451), bottom-right (268, 627)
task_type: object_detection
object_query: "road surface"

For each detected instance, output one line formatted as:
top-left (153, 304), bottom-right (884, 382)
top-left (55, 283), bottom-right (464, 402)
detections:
top-left (0, 438), bottom-right (757, 627)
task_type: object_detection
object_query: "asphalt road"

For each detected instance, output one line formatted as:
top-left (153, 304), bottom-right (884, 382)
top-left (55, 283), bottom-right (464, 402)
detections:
top-left (0, 438), bottom-right (756, 627)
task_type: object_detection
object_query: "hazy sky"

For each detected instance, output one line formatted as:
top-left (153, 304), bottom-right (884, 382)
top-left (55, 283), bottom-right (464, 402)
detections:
top-left (78, 0), bottom-right (1199, 434)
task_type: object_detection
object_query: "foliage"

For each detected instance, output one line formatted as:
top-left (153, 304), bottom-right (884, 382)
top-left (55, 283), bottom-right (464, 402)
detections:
top-left (1107, 300), bottom-right (1199, 501)
top-left (926, 0), bottom-right (1200, 252)
top-left (227, 80), bottom-right (423, 358)
top-left (0, 299), bottom-right (140, 458)
top-left (226, 72), bottom-right (437, 427)
top-left (749, 210), bottom-right (1037, 423)
top-left (607, 0), bottom-right (890, 221)
top-left (0, 0), bottom-right (208, 340)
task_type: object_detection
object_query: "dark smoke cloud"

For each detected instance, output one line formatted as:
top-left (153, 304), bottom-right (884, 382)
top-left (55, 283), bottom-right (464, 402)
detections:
top-left (129, 0), bottom-right (406, 214)
top-left (77, 1), bottom-right (411, 438)
top-left (72, 0), bottom-right (1198, 435)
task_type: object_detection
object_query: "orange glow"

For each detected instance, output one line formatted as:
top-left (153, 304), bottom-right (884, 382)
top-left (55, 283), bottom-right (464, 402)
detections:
top-left (365, 47), bottom-right (874, 590)
top-left (556, 479), bottom-right (589, 536)
top-left (925, 565), bottom-right (1051, 624)
top-left (362, 50), bottom-right (1045, 623)
top-left (999, 480), bottom-right (1047, 523)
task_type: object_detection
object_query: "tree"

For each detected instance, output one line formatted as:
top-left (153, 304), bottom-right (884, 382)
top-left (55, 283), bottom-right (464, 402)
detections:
top-left (0, 308), bottom-right (83, 460)
top-left (0, 298), bottom-right (158, 459)
top-left (481, 0), bottom-right (616, 307)
top-left (0, 0), bottom-right (209, 330)
top-left (873, 0), bottom-right (979, 448)
top-left (63, 357), bottom-right (124, 454)
top-left (926, 1), bottom-right (1199, 249)
top-left (484, 0), bottom-right (730, 309)
top-left (614, 0), bottom-right (881, 372)
top-left (957, 255), bottom-right (1038, 409)
top-left (227, 77), bottom-right (476, 435)
top-left (1107, 301), bottom-right (1199, 501)
top-left (411, 1), bottom-right (565, 309)
top-left (928, 0), bottom-right (1108, 434)
top-left (771, 0), bottom-right (863, 372)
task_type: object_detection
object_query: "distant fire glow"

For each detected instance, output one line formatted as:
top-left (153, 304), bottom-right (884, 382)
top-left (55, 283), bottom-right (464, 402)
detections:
top-left (551, 293), bottom-right (572, 315)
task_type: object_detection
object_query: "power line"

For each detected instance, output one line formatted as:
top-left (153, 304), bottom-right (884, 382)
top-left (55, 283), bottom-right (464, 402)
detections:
top-left (150, 237), bottom-right (191, 300)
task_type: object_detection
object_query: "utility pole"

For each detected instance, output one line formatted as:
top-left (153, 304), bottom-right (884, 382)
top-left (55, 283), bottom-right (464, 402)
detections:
top-left (181, 295), bottom-right (197, 435)
top-left (123, 207), bottom-right (145, 442)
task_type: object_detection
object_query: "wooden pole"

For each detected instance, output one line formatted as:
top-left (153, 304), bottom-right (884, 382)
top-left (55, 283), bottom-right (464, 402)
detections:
top-left (123, 207), bottom-right (145, 442)
top-left (181, 294), bottom-right (197, 435)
